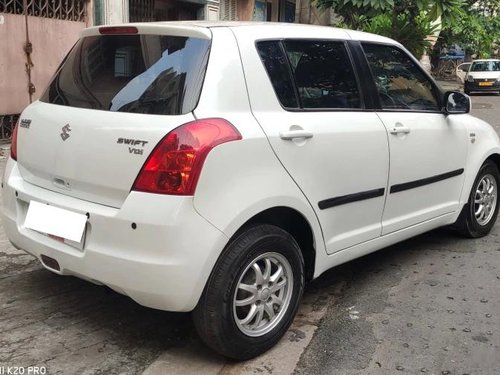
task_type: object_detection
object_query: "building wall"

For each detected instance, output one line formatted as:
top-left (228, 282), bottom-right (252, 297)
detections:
top-left (236, 0), bottom-right (296, 22)
top-left (295, 0), bottom-right (332, 25)
top-left (105, 0), bottom-right (129, 24)
top-left (0, 14), bottom-right (86, 115)
top-left (238, 0), bottom-right (254, 20)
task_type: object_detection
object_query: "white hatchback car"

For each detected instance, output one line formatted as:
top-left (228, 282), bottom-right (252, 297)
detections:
top-left (2, 22), bottom-right (500, 360)
top-left (464, 59), bottom-right (500, 94)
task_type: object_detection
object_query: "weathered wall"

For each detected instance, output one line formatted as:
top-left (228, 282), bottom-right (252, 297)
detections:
top-left (295, 0), bottom-right (332, 25)
top-left (237, 0), bottom-right (254, 21)
top-left (0, 14), bottom-right (86, 115)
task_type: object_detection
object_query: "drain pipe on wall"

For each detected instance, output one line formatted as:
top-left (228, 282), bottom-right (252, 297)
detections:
top-left (23, 0), bottom-right (35, 103)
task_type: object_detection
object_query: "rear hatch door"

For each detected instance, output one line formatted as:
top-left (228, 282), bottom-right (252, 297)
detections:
top-left (16, 24), bottom-right (211, 208)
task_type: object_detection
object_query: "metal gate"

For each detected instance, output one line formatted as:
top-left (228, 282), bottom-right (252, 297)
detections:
top-left (0, 0), bottom-right (86, 21)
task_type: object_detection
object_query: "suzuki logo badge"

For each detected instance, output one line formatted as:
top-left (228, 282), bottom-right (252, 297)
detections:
top-left (60, 124), bottom-right (71, 141)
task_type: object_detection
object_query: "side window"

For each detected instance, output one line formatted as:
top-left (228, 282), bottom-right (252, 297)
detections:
top-left (283, 40), bottom-right (361, 109)
top-left (256, 41), bottom-right (299, 108)
top-left (362, 43), bottom-right (440, 111)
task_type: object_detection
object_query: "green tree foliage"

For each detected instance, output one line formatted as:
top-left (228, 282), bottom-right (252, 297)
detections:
top-left (363, 13), bottom-right (438, 57)
top-left (438, 0), bottom-right (500, 58)
top-left (317, 0), bottom-right (465, 56)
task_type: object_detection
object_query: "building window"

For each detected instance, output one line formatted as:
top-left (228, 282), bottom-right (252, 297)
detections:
top-left (94, 0), bottom-right (104, 25)
top-left (220, 0), bottom-right (237, 20)
top-left (129, 0), bottom-right (155, 22)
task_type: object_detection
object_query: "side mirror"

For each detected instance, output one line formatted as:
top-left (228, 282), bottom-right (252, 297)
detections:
top-left (444, 91), bottom-right (471, 114)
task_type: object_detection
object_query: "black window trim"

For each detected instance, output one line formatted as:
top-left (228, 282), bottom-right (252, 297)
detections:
top-left (359, 41), bottom-right (446, 114)
top-left (345, 40), bottom-right (380, 110)
top-left (255, 38), bottom-right (366, 112)
top-left (278, 40), bottom-right (302, 109)
top-left (255, 39), bottom-right (300, 110)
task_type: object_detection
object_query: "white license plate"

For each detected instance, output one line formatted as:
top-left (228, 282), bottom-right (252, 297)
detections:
top-left (24, 201), bottom-right (87, 243)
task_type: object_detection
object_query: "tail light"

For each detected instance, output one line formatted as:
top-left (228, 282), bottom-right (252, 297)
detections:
top-left (11, 119), bottom-right (19, 161)
top-left (132, 118), bottom-right (242, 195)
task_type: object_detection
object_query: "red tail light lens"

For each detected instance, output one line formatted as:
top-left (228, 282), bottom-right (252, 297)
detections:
top-left (132, 118), bottom-right (242, 195)
top-left (10, 119), bottom-right (19, 161)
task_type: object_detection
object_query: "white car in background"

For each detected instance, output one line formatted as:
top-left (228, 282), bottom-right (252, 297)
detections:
top-left (2, 22), bottom-right (500, 360)
top-left (464, 59), bottom-right (500, 94)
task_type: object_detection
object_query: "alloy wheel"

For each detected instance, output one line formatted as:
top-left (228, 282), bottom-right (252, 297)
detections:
top-left (233, 252), bottom-right (293, 337)
top-left (474, 173), bottom-right (497, 226)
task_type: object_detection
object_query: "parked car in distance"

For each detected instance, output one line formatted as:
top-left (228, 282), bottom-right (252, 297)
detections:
top-left (456, 62), bottom-right (472, 83)
top-left (3, 22), bottom-right (500, 360)
top-left (464, 59), bottom-right (500, 94)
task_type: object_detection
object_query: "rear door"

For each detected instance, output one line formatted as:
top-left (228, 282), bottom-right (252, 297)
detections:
top-left (235, 31), bottom-right (389, 254)
top-left (360, 43), bottom-right (468, 235)
top-left (16, 25), bottom-right (211, 208)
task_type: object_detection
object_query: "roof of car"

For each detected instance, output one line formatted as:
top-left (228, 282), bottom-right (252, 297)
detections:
top-left (472, 59), bottom-right (500, 62)
top-left (83, 21), bottom-right (397, 45)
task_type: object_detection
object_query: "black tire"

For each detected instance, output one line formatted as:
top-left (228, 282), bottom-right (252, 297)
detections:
top-left (464, 88), bottom-right (471, 95)
top-left (454, 161), bottom-right (500, 238)
top-left (192, 224), bottom-right (304, 360)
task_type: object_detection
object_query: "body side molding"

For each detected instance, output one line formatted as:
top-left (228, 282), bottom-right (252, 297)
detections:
top-left (390, 168), bottom-right (464, 194)
top-left (318, 188), bottom-right (385, 210)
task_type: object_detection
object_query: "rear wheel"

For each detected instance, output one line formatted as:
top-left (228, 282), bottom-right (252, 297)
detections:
top-left (193, 224), bottom-right (304, 360)
top-left (455, 161), bottom-right (500, 237)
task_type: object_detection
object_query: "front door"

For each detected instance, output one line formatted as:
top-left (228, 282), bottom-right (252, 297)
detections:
top-left (361, 43), bottom-right (468, 235)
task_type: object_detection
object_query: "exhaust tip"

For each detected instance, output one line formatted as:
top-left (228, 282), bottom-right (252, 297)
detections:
top-left (41, 254), bottom-right (60, 271)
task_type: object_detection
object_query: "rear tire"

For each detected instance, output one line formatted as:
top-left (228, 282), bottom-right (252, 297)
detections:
top-left (193, 224), bottom-right (304, 360)
top-left (454, 161), bottom-right (500, 238)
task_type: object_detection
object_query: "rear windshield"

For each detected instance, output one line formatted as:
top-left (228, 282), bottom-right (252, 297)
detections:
top-left (41, 34), bottom-right (211, 115)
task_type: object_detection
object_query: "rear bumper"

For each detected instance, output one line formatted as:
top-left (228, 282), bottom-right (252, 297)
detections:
top-left (1, 158), bottom-right (228, 312)
top-left (464, 81), bottom-right (500, 92)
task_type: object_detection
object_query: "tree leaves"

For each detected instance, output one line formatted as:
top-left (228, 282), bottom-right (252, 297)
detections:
top-left (439, 6), bottom-right (500, 57)
top-left (317, 0), bottom-right (498, 57)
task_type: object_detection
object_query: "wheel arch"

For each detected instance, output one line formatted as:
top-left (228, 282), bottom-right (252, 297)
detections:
top-left (458, 115), bottom-right (500, 208)
top-left (235, 206), bottom-right (317, 281)
top-left (462, 151), bottom-right (500, 205)
top-left (454, 154), bottom-right (500, 237)
top-left (484, 153), bottom-right (500, 173)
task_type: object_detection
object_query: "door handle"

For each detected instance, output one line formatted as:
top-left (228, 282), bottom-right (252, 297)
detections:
top-left (279, 130), bottom-right (314, 140)
top-left (389, 124), bottom-right (411, 135)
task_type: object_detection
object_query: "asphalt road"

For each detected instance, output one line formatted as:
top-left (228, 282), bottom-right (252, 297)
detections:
top-left (0, 93), bottom-right (499, 374)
